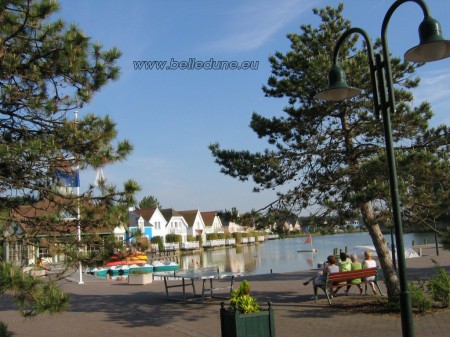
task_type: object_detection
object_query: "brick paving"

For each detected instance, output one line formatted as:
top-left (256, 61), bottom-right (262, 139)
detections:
top-left (1, 246), bottom-right (449, 337)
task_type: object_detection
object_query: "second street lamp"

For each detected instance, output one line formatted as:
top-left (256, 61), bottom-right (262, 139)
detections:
top-left (315, 1), bottom-right (450, 337)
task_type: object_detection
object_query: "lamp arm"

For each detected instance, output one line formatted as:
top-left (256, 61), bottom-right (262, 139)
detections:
top-left (332, 27), bottom-right (381, 118)
top-left (381, 0), bottom-right (431, 117)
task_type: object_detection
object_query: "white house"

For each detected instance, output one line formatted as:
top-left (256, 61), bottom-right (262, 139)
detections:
top-left (221, 220), bottom-right (244, 234)
top-left (178, 209), bottom-right (206, 241)
top-left (201, 211), bottom-right (223, 234)
top-left (127, 207), bottom-right (167, 242)
top-left (160, 208), bottom-right (189, 242)
top-left (113, 225), bottom-right (126, 243)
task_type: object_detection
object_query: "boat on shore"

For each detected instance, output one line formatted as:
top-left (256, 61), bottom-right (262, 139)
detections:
top-left (152, 260), bottom-right (179, 272)
top-left (352, 245), bottom-right (420, 259)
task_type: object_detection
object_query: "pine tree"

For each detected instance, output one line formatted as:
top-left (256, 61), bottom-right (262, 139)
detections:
top-left (209, 4), bottom-right (450, 301)
top-left (0, 0), bottom-right (140, 319)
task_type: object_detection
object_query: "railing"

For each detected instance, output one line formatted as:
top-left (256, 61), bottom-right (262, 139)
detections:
top-left (181, 241), bottom-right (200, 250)
top-left (163, 243), bottom-right (179, 251)
top-left (203, 239), bottom-right (226, 248)
top-left (225, 238), bottom-right (236, 246)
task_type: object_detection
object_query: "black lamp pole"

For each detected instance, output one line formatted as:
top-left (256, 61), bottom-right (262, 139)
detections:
top-left (315, 1), bottom-right (450, 337)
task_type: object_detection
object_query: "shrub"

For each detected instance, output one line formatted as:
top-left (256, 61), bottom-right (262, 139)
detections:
top-left (0, 322), bottom-right (12, 337)
top-left (229, 280), bottom-right (261, 314)
top-left (409, 281), bottom-right (432, 313)
top-left (232, 232), bottom-right (242, 242)
top-left (428, 263), bottom-right (450, 308)
top-left (165, 234), bottom-right (182, 244)
top-left (150, 236), bottom-right (164, 251)
top-left (206, 233), bottom-right (218, 240)
top-left (195, 234), bottom-right (203, 244)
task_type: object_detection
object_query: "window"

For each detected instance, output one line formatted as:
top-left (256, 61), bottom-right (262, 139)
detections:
top-left (38, 247), bottom-right (49, 258)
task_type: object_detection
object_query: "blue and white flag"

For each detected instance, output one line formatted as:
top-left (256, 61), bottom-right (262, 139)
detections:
top-left (55, 168), bottom-right (80, 187)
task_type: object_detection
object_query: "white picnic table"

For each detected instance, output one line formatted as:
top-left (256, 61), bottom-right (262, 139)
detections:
top-left (153, 267), bottom-right (243, 302)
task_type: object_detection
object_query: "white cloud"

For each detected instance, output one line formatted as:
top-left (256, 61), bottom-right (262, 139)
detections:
top-left (412, 67), bottom-right (450, 124)
top-left (207, 0), bottom-right (319, 53)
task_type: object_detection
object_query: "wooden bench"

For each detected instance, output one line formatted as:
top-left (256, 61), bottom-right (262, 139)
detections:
top-left (316, 267), bottom-right (383, 305)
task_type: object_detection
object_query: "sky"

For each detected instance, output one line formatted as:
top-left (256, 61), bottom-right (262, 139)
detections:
top-left (55, 0), bottom-right (450, 213)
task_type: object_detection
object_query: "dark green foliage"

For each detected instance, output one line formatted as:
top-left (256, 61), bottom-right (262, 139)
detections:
top-left (1, 0), bottom-right (140, 251)
top-left (209, 3), bottom-right (450, 300)
top-left (0, 263), bottom-right (69, 316)
top-left (195, 234), bottom-right (203, 244)
top-left (427, 263), bottom-right (450, 308)
top-left (206, 233), bottom-right (218, 240)
top-left (138, 196), bottom-right (162, 209)
top-left (232, 232), bottom-right (242, 242)
top-left (409, 281), bottom-right (433, 313)
top-left (0, 0), bottom-right (140, 325)
top-left (0, 322), bottom-right (12, 337)
top-left (151, 236), bottom-right (164, 251)
top-left (441, 228), bottom-right (450, 250)
top-left (165, 234), bottom-right (182, 244)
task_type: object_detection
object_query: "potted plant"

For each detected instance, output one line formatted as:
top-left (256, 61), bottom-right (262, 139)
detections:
top-left (220, 280), bottom-right (275, 337)
top-left (128, 269), bottom-right (153, 285)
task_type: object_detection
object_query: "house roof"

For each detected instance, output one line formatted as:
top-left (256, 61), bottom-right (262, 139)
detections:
top-left (160, 208), bottom-right (183, 222)
top-left (11, 197), bottom-right (70, 220)
top-left (8, 197), bottom-right (111, 237)
top-left (200, 211), bottom-right (217, 227)
top-left (177, 210), bottom-right (198, 227)
top-left (132, 208), bottom-right (157, 221)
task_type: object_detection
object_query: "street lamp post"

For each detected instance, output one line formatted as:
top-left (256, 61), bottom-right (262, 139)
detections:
top-left (315, 1), bottom-right (450, 337)
top-left (74, 110), bottom-right (84, 285)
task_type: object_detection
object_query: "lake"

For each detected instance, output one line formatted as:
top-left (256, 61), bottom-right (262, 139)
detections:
top-left (177, 232), bottom-right (437, 276)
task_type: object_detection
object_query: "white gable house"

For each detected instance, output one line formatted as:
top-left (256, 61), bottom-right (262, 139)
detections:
top-left (161, 208), bottom-right (189, 242)
top-left (178, 209), bottom-right (206, 241)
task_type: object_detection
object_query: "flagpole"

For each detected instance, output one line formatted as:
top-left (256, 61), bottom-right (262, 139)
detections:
top-left (75, 110), bottom-right (84, 285)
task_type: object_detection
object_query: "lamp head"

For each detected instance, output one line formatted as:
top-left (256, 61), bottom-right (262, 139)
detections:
top-left (315, 65), bottom-right (361, 101)
top-left (404, 16), bottom-right (450, 62)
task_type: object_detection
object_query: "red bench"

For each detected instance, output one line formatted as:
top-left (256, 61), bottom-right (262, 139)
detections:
top-left (317, 267), bottom-right (383, 305)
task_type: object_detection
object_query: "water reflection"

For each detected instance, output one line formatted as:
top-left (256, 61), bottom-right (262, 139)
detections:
top-left (178, 232), bottom-right (436, 276)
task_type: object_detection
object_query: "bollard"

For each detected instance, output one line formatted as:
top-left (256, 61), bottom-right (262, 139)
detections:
top-left (412, 240), bottom-right (415, 246)
top-left (419, 248), bottom-right (422, 256)
top-left (270, 269), bottom-right (273, 274)
top-left (345, 246), bottom-right (348, 253)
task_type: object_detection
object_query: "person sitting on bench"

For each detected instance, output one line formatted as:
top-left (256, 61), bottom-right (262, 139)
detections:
top-left (363, 250), bottom-right (378, 295)
top-left (303, 255), bottom-right (339, 300)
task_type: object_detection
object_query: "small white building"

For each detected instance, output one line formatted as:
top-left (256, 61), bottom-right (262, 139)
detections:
top-left (160, 208), bottom-right (189, 242)
top-left (201, 211), bottom-right (223, 234)
top-left (178, 209), bottom-right (206, 241)
top-left (127, 207), bottom-right (167, 242)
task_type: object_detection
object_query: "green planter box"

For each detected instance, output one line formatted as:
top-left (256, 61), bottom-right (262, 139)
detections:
top-left (220, 302), bottom-right (275, 337)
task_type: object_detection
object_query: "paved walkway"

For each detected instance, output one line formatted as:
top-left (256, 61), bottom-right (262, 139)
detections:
top-left (1, 246), bottom-right (449, 337)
